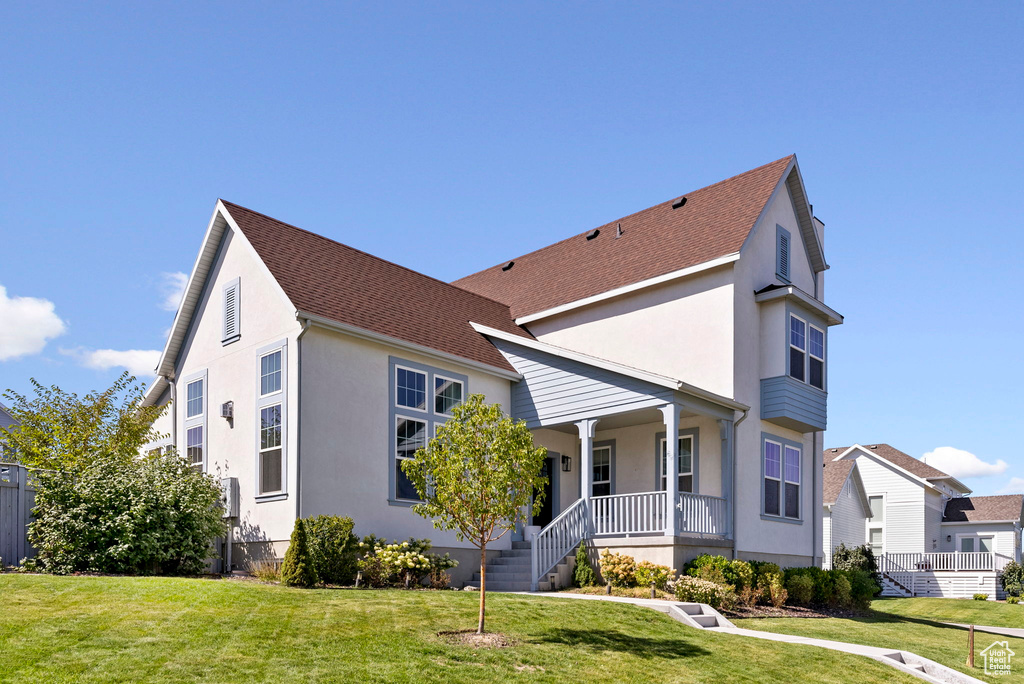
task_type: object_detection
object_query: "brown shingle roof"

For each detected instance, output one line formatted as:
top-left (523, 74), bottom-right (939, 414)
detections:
top-left (825, 444), bottom-right (952, 480)
top-left (943, 495), bottom-right (1024, 523)
top-left (222, 201), bottom-right (531, 373)
top-left (452, 156), bottom-right (795, 319)
top-left (823, 460), bottom-right (855, 505)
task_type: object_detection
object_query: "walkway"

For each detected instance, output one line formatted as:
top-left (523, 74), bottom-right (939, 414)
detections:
top-left (943, 622), bottom-right (1024, 639)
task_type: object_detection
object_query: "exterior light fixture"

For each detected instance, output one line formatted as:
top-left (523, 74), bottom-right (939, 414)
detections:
top-left (562, 455), bottom-right (572, 472)
top-left (946, 535), bottom-right (952, 543)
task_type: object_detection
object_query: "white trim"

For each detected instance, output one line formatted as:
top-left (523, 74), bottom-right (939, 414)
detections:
top-left (394, 364), bottom-right (429, 414)
top-left (942, 520), bottom-right (1021, 526)
top-left (754, 284), bottom-right (843, 326)
top-left (789, 313), bottom-right (807, 383)
top-left (299, 311), bottom-right (522, 381)
top-left (394, 413), bottom-right (428, 503)
top-left (185, 377), bottom-right (205, 419)
top-left (513, 252), bottom-right (741, 325)
top-left (831, 444), bottom-right (941, 492)
top-left (470, 322), bottom-right (749, 412)
top-left (763, 438), bottom-right (783, 517)
top-left (257, 402), bottom-right (285, 496)
top-left (432, 373), bottom-right (464, 417)
top-left (258, 349), bottom-right (284, 398)
top-left (808, 323), bottom-right (826, 390)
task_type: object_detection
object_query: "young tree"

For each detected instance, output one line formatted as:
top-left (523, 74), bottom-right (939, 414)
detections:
top-left (401, 394), bottom-right (547, 634)
top-left (1, 372), bottom-right (165, 469)
top-left (281, 518), bottom-right (317, 587)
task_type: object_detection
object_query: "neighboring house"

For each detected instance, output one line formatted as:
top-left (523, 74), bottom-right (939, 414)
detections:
top-left (822, 458), bottom-right (870, 561)
top-left (142, 155), bottom-right (843, 589)
top-left (0, 402), bottom-right (17, 458)
top-left (825, 443), bottom-right (1024, 598)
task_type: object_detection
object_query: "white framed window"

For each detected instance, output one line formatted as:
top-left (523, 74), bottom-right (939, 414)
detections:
top-left (764, 440), bottom-right (782, 516)
top-left (868, 495), bottom-right (884, 523)
top-left (434, 375), bottom-right (463, 416)
top-left (260, 350), bottom-right (283, 397)
top-left (958, 535), bottom-right (994, 554)
top-left (258, 404), bottom-right (283, 495)
top-left (868, 527), bottom-right (883, 555)
top-left (660, 435), bottom-right (694, 493)
top-left (186, 379), bottom-right (204, 418)
top-left (592, 445), bottom-right (612, 497)
top-left (788, 315), bottom-right (806, 383)
top-left (396, 367), bottom-right (427, 412)
top-left (395, 416), bottom-right (426, 501)
top-left (808, 325), bottom-right (825, 390)
top-left (783, 445), bottom-right (801, 519)
top-left (186, 426), bottom-right (204, 471)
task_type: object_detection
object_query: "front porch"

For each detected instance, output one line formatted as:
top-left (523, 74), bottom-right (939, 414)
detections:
top-left (875, 552), bottom-right (1015, 599)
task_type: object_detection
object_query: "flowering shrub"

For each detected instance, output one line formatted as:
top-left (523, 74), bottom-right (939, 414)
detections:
top-left (635, 560), bottom-right (675, 590)
top-left (599, 549), bottom-right (637, 587)
top-left (357, 537), bottom-right (458, 588)
top-left (674, 575), bottom-right (736, 610)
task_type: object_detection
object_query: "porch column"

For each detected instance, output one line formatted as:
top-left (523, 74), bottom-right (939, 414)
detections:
top-left (576, 418), bottom-right (598, 535)
top-left (718, 418), bottom-right (735, 540)
top-left (660, 403), bottom-right (680, 538)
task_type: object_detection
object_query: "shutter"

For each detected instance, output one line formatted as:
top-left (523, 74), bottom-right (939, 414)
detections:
top-left (777, 226), bottom-right (791, 281)
top-left (222, 279), bottom-right (240, 343)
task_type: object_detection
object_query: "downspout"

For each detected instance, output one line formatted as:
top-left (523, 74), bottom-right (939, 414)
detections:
top-left (163, 375), bottom-right (177, 448)
top-left (813, 431), bottom-right (820, 567)
top-left (730, 408), bottom-right (749, 559)
top-left (295, 318), bottom-right (313, 520)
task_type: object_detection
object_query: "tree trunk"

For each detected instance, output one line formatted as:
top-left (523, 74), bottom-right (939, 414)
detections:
top-left (477, 543), bottom-right (487, 634)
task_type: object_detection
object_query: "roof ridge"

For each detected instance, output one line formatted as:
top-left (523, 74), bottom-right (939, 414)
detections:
top-left (453, 154), bottom-right (794, 284)
top-left (219, 200), bottom-right (518, 312)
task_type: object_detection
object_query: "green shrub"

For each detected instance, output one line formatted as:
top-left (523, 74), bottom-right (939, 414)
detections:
top-left (786, 574), bottom-right (814, 606)
top-left (674, 575), bottom-right (736, 610)
top-left (833, 573), bottom-right (852, 608)
top-left (304, 515), bottom-right (359, 585)
top-left (724, 559), bottom-right (754, 591)
top-left (635, 560), bottom-right (674, 590)
top-left (1007, 596), bottom-right (1020, 605)
top-left (572, 542), bottom-right (597, 587)
top-left (1001, 561), bottom-right (1024, 598)
top-left (974, 593), bottom-right (989, 601)
top-left (686, 553), bottom-right (729, 578)
top-left (281, 519), bottom-right (317, 587)
top-left (845, 568), bottom-right (880, 609)
top-left (29, 450), bottom-right (226, 575)
top-left (831, 543), bottom-right (879, 575)
top-left (356, 537), bottom-right (457, 587)
top-left (696, 563), bottom-right (729, 587)
top-left (599, 549), bottom-right (637, 587)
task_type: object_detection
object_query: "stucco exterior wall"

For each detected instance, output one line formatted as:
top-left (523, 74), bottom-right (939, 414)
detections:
top-left (525, 266), bottom-right (736, 398)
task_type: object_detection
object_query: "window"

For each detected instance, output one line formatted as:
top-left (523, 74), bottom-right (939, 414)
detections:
top-left (396, 367), bottom-right (426, 411)
top-left (222, 278), bottom-right (240, 344)
top-left (960, 537), bottom-right (974, 553)
top-left (186, 379), bottom-right (204, 418)
top-left (808, 325), bottom-right (825, 390)
top-left (260, 350), bottom-right (282, 396)
top-left (776, 225), bottom-right (791, 282)
top-left (389, 358), bottom-right (468, 504)
top-left (784, 445), bottom-right (801, 519)
top-left (764, 440), bottom-right (781, 516)
top-left (789, 315), bottom-right (806, 382)
top-left (434, 376), bottom-right (463, 415)
top-left (394, 417), bottom-right (426, 501)
top-left (868, 496), bottom-right (884, 522)
top-left (660, 435), bottom-right (694, 493)
top-left (868, 528), bottom-right (883, 555)
top-left (259, 405), bottom-right (283, 494)
top-left (186, 426), bottom-right (204, 471)
top-left (592, 446), bottom-right (611, 497)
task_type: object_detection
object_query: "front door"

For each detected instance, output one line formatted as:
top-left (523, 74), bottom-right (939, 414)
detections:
top-left (532, 457), bottom-right (554, 527)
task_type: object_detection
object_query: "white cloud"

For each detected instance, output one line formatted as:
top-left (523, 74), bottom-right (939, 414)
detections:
top-left (0, 284), bottom-right (67, 361)
top-left (61, 347), bottom-right (160, 377)
top-left (998, 478), bottom-right (1024, 495)
top-left (922, 446), bottom-right (1008, 478)
top-left (158, 272), bottom-right (188, 312)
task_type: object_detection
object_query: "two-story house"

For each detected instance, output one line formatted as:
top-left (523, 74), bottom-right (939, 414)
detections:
top-left (143, 155), bottom-right (843, 589)
top-left (824, 444), bottom-right (1024, 598)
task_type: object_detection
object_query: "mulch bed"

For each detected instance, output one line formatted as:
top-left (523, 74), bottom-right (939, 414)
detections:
top-left (438, 629), bottom-right (517, 648)
top-left (724, 605), bottom-right (864, 619)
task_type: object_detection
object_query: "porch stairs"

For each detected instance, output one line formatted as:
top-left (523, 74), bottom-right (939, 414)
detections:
top-left (879, 573), bottom-right (914, 598)
top-left (463, 541), bottom-right (574, 592)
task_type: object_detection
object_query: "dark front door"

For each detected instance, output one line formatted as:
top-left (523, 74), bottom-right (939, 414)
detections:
top-left (532, 457), bottom-right (554, 527)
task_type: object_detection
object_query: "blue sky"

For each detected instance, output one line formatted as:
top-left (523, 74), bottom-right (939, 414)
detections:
top-left (1, 3), bottom-right (1021, 494)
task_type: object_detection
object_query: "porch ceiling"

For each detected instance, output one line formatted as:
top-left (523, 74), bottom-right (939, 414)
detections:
top-left (540, 406), bottom-right (706, 434)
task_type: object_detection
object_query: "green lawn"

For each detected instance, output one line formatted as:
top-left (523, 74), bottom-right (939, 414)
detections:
top-left (735, 598), bottom-right (1024, 683)
top-left (0, 574), bottom-right (917, 684)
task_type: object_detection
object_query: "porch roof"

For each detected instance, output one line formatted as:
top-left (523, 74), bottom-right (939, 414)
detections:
top-left (471, 322), bottom-right (747, 429)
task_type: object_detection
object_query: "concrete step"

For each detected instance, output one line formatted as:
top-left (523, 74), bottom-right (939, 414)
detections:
top-left (491, 556), bottom-right (531, 566)
top-left (500, 549), bottom-right (531, 558)
top-left (463, 580), bottom-right (531, 592)
top-left (678, 603), bottom-right (704, 616)
top-left (475, 570), bottom-right (531, 581)
top-left (693, 614), bottom-right (719, 628)
top-left (511, 541), bottom-right (531, 550)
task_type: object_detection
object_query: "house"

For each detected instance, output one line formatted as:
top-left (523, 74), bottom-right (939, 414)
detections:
top-left (822, 458), bottom-right (870, 561)
top-left (0, 402), bottom-right (17, 458)
top-left (825, 443), bottom-right (1024, 598)
top-left (142, 155), bottom-right (843, 589)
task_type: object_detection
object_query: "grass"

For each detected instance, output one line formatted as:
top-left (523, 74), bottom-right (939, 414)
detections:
top-left (0, 574), bottom-right (918, 684)
top-left (735, 597), bottom-right (1024, 683)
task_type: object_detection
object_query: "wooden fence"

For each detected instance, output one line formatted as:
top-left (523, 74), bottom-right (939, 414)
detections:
top-left (0, 463), bottom-right (35, 565)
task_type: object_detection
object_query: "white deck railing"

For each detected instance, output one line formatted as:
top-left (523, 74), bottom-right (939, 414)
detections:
top-left (590, 491), bottom-right (667, 536)
top-left (531, 498), bottom-right (589, 591)
top-left (878, 552), bottom-right (1013, 574)
top-left (677, 492), bottom-right (728, 537)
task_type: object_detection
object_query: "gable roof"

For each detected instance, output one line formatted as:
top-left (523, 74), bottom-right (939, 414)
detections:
top-left (823, 459), bottom-right (856, 505)
top-left (453, 155), bottom-right (822, 321)
top-left (828, 443), bottom-right (951, 479)
top-left (221, 202), bottom-right (531, 374)
top-left (942, 495), bottom-right (1024, 523)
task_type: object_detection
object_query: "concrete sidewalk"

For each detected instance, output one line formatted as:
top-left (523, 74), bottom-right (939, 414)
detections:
top-left (943, 622), bottom-right (1024, 639)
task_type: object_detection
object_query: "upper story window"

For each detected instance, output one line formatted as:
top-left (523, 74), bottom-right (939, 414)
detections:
top-left (186, 379), bottom-right (204, 418)
top-left (788, 314), bottom-right (825, 390)
top-left (260, 350), bottom-right (282, 396)
top-left (259, 405), bottom-right (283, 494)
top-left (434, 376), bottom-right (464, 416)
top-left (396, 367), bottom-right (427, 411)
top-left (763, 436), bottom-right (801, 520)
top-left (186, 426), bottom-right (203, 471)
top-left (868, 495), bottom-right (883, 523)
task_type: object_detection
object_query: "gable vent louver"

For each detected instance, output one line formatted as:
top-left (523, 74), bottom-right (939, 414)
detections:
top-left (222, 278), bottom-right (240, 345)
top-left (776, 227), bottom-right (791, 282)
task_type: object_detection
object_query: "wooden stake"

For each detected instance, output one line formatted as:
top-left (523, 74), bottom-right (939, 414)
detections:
top-left (967, 624), bottom-right (975, 668)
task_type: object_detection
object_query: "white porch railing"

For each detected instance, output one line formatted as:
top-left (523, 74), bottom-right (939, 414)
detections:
top-left (677, 492), bottom-right (728, 537)
top-left (590, 491), bottom-right (667, 536)
top-left (878, 552), bottom-right (1012, 574)
top-left (531, 498), bottom-right (589, 591)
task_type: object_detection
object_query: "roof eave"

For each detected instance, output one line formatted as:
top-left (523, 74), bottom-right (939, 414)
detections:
top-left (754, 284), bottom-right (844, 326)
